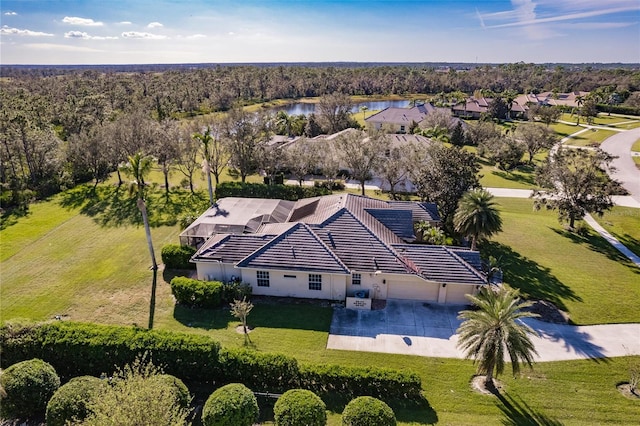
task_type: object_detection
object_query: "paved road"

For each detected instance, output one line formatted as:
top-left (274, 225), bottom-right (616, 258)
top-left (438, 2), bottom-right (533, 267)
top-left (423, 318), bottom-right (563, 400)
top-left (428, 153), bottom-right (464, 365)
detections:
top-left (599, 127), bottom-right (640, 203)
top-left (327, 300), bottom-right (640, 361)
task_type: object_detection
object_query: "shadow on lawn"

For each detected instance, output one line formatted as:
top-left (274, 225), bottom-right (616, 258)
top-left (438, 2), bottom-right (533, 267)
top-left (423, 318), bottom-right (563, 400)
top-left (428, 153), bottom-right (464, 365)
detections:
top-left (481, 242), bottom-right (581, 313)
top-left (58, 183), bottom-right (208, 228)
top-left (173, 303), bottom-right (332, 332)
top-left (0, 205), bottom-right (30, 230)
top-left (495, 392), bottom-right (563, 426)
top-left (551, 227), bottom-right (640, 272)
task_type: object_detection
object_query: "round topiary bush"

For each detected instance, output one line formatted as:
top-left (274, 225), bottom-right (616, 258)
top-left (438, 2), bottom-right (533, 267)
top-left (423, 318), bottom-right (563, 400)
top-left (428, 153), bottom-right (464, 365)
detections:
top-left (202, 383), bottom-right (258, 426)
top-left (45, 376), bottom-right (105, 426)
top-left (0, 358), bottom-right (61, 419)
top-left (152, 374), bottom-right (191, 409)
top-left (274, 389), bottom-right (327, 426)
top-left (341, 396), bottom-right (396, 426)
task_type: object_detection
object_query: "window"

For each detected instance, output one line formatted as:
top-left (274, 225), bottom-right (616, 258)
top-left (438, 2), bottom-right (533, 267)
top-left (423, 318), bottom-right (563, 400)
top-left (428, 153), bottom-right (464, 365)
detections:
top-left (399, 125), bottom-right (406, 133)
top-left (257, 270), bottom-right (270, 287)
top-left (309, 274), bottom-right (322, 291)
top-left (352, 273), bottom-right (361, 286)
top-left (284, 274), bottom-right (297, 279)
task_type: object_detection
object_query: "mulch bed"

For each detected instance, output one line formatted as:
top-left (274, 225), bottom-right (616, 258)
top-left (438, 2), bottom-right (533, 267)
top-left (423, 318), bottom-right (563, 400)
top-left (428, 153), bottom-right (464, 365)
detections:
top-left (524, 300), bottom-right (570, 324)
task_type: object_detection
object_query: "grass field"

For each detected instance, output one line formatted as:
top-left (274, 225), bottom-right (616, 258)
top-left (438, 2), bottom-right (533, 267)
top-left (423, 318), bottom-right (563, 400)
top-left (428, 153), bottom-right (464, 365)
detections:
top-left (632, 138), bottom-right (640, 152)
top-left (562, 128), bottom-right (618, 147)
top-left (596, 206), bottom-right (640, 257)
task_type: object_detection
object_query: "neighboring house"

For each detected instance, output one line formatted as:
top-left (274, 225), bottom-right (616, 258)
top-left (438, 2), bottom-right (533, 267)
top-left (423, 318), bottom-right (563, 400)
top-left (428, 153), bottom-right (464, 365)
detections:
top-left (451, 97), bottom-right (527, 119)
top-left (365, 104), bottom-right (437, 133)
top-left (514, 91), bottom-right (590, 108)
top-left (188, 194), bottom-right (487, 307)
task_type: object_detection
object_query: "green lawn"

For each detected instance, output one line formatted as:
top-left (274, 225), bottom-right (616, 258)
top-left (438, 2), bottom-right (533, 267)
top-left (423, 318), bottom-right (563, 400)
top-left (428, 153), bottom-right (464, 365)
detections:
top-left (483, 198), bottom-right (640, 325)
top-left (562, 128), bottom-right (617, 147)
top-left (596, 206), bottom-right (640, 257)
top-left (632, 138), bottom-right (640, 152)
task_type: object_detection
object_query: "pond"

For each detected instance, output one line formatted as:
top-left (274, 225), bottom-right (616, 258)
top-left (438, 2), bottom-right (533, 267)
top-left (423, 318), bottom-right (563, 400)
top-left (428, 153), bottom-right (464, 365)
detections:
top-left (276, 99), bottom-right (412, 116)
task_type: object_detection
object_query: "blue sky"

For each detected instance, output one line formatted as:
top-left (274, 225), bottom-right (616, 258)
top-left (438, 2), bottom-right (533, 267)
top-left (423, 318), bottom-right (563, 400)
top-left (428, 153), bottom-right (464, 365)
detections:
top-left (1, 0), bottom-right (639, 65)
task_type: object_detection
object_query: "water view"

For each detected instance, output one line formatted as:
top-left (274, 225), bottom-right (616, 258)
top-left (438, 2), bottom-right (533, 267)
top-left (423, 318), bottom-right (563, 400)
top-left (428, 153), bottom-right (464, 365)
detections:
top-left (276, 99), bottom-right (412, 116)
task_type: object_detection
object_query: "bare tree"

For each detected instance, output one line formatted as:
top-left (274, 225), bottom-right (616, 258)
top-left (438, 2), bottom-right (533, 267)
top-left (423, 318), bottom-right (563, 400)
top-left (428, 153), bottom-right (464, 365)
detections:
top-left (376, 138), bottom-right (411, 200)
top-left (223, 107), bottom-right (270, 183)
top-left (285, 137), bottom-right (321, 185)
top-left (335, 129), bottom-right (386, 196)
top-left (514, 123), bottom-right (558, 163)
top-left (316, 93), bottom-right (353, 134)
top-left (230, 297), bottom-right (254, 341)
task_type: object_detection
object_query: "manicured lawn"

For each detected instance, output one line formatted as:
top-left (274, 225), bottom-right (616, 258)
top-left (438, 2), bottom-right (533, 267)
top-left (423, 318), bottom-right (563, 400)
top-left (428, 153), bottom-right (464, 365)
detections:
top-left (551, 121), bottom-right (583, 139)
top-left (562, 128), bottom-right (617, 147)
top-left (596, 206), bottom-right (640, 257)
top-left (632, 138), bottom-right (640, 152)
top-left (483, 198), bottom-right (640, 325)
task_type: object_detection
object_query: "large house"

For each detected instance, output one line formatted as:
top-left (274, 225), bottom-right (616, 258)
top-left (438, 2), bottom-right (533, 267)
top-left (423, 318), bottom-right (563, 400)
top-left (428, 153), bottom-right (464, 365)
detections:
top-left (451, 97), bottom-right (527, 119)
top-left (514, 91), bottom-right (589, 108)
top-left (365, 104), bottom-right (437, 133)
top-left (184, 194), bottom-right (488, 308)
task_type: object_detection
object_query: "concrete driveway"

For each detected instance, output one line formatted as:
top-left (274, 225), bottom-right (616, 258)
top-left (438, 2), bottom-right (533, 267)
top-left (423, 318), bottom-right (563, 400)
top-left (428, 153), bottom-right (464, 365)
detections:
top-left (327, 299), bottom-right (640, 361)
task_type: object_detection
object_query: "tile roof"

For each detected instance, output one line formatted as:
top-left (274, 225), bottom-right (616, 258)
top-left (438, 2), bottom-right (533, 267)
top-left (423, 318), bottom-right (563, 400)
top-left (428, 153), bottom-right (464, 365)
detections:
top-left (313, 208), bottom-right (410, 274)
top-left (236, 223), bottom-right (350, 274)
top-left (193, 234), bottom-right (277, 263)
top-left (364, 208), bottom-right (415, 241)
top-left (392, 244), bottom-right (486, 285)
top-left (388, 201), bottom-right (440, 223)
top-left (365, 104), bottom-right (436, 125)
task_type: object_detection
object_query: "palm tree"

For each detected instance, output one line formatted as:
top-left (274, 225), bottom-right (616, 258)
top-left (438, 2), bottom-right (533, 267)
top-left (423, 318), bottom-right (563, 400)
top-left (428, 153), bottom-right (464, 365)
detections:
top-left (120, 152), bottom-right (157, 272)
top-left (453, 188), bottom-right (502, 250)
top-left (360, 105), bottom-right (368, 121)
top-left (193, 126), bottom-right (214, 206)
top-left (456, 285), bottom-right (539, 389)
top-left (575, 95), bottom-right (585, 125)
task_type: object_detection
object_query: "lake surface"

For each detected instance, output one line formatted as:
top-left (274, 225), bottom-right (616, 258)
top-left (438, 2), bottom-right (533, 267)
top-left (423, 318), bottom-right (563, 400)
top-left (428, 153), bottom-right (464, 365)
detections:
top-left (276, 100), bottom-right (411, 116)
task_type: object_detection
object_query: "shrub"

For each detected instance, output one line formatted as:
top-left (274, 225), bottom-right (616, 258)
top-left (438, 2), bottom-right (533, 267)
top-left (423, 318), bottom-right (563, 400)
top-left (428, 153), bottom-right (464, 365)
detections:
top-left (0, 358), bottom-right (60, 419)
top-left (274, 389), bottom-right (326, 426)
top-left (170, 277), bottom-right (223, 308)
top-left (161, 244), bottom-right (197, 270)
top-left (341, 396), bottom-right (396, 426)
top-left (0, 321), bottom-right (221, 383)
top-left (215, 182), bottom-right (330, 200)
top-left (219, 348), bottom-right (300, 392)
top-left (221, 281), bottom-right (253, 302)
top-left (46, 376), bottom-right (105, 426)
top-left (151, 374), bottom-right (191, 409)
top-left (299, 363), bottom-right (422, 399)
top-left (202, 383), bottom-right (258, 426)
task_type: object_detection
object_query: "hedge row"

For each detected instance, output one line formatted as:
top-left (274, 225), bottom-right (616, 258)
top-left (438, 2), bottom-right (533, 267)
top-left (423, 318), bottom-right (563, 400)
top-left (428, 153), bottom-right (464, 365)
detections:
top-left (170, 277), bottom-right (252, 308)
top-left (596, 103), bottom-right (640, 116)
top-left (0, 321), bottom-right (422, 400)
top-left (161, 244), bottom-right (197, 270)
top-left (215, 182), bottom-right (330, 200)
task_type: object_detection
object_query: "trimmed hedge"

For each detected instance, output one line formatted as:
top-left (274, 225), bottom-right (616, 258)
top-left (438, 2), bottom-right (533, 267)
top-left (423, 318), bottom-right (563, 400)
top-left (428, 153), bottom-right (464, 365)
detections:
top-left (161, 244), bottom-right (196, 270)
top-left (341, 396), bottom-right (396, 426)
top-left (0, 321), bottom-right (422, 401)
top-left (215, 182), bottom-right (330, 200)
top-left (596, 103), bottom-right (640, 116)
top-left (219, 348), bottom-right (300, 393)
top-left (299, 363), bottom-right (422, 399)
top-left (202, 383), bottom-right (259, 426)
top-left (0, 321), bottom-right (221, 382)
top-left (46, 376), bottom-right (106, 426)
top-left (274, 389), bottom-right (327, 426)
top-left (171, 277), bottom-right (223, 308)
top-left (0, 358), bottom-right (60, 419)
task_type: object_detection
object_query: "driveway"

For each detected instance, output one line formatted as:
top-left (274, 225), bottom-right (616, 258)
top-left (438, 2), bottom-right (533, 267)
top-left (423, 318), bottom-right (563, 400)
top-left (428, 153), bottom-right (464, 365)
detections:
top-left (599, 126), bottom-right (640, 203)
top-left (327, 300), bottom-right (640, 361)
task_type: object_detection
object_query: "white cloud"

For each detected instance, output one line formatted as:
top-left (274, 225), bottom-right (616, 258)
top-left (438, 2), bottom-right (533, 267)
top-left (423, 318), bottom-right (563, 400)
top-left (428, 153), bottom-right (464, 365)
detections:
top-left (0, 26), bottom-right (54, 37)
top-left (186, 34), bottom-right (206, 39)
top-left (119, 21), bottom-right (132, 25)
top-left (64, 31), bottom-right (118, 40)
top-left (23, 43), bottom-right (102, 53)
top-left (147, 22), bottom-right (163, 28)
top-left (121, 31), bottom-right (167, 40)
top-left (228, 31), bottom-right (236, 36)
top-left (4, 11), bottom-right (17, 16)
top-left (62, 16), bottom-right (104, 27)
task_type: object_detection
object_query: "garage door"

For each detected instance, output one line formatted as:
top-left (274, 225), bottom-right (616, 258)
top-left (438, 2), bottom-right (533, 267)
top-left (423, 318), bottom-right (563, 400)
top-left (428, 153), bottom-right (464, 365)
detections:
top-left (445, 284), bottom-right (472, 304)
top-left (387, 280), bottom-right (439, 301)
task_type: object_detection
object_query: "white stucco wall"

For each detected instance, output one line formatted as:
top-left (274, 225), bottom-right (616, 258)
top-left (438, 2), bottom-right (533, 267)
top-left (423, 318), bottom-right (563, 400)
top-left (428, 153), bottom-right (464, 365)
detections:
top-left (195, 261), bottom-right (241, 282)
top-left (387, 275), bottom-right (440, 301)
top-left (242, 269), bottom-right (347, 300)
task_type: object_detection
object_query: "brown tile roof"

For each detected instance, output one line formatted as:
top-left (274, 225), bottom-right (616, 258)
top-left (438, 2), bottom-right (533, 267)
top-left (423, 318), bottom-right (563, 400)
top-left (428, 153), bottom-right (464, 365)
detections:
top-left (193, 234), bottom-right (277, 263)
top-left (392, 244), bottom-right (486, 285)
top-left (236, 223), bottom-right (350, 274)
top-left (365, 104), bottom-right (436, 125)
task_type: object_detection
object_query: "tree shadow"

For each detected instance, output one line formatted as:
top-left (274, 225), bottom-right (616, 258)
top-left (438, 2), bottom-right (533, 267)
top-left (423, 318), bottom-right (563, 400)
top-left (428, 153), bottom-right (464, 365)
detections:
top-left (551, 227), bottom-right (640, 271)
top-left (0, 205), bottom-right (30, 230)
top-left (492, 170), bottom-right (536, 187)
top-left (58, 184), bottom-right (208, 228)
top-left (481, 242), bottom-right (582, 313)
top-left (172, 305), bottom-right (233, 330)
top-left (148, 268), bottom-right (158, 329)
top-left (495, 392), bottom-right (564, 426)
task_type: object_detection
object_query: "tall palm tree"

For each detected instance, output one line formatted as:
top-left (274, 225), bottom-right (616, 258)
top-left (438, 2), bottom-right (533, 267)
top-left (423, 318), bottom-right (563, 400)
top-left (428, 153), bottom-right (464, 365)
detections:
top-left (456, 285), bottom-right (539, 388)
top-left (193, 126), bottom-right (214, 206)
top-left (120, 152), bottom-right (157, 271)
top-left (453, 188), bottom-right (502, 250)
top-left (575, 95), bottom-right (585, 125)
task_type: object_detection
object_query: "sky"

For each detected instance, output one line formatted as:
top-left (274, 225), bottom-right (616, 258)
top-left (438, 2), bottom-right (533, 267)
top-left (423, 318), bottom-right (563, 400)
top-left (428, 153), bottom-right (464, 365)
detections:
top-left (1, 0), bottom-right (639, 65)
